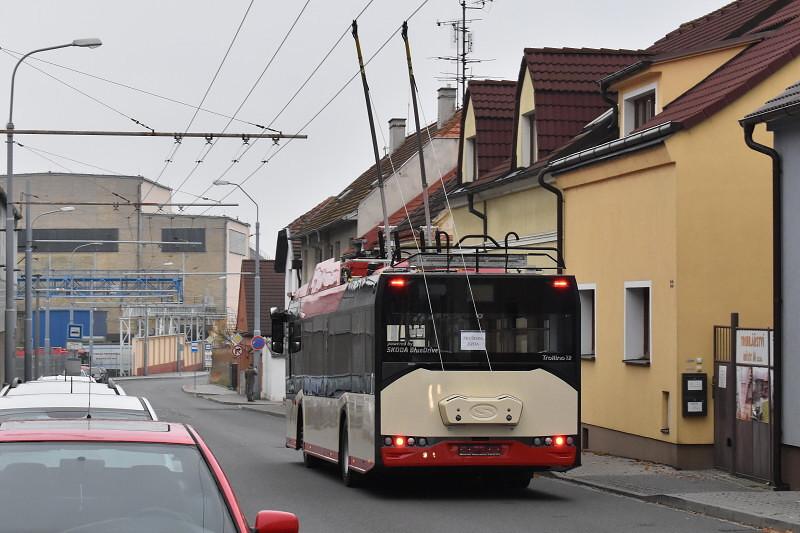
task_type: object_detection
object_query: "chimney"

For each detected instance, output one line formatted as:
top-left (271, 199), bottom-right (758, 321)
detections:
top-left (437, 86), bottom-right (457, 128)
top-left (388, 118), bottom-right (406, 154)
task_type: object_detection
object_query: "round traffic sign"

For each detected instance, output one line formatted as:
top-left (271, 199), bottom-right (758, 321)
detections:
top-left (232, 345), bottom-right (244, 358)
top-left (251, 335), bottom-right (266, 350)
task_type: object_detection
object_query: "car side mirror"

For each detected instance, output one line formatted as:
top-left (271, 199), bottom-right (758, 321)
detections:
top-left (253, 510), bottom-right (299, 533)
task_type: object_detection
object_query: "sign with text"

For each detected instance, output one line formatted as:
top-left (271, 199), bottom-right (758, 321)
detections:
top-left (67, 324), bottom-right (83, 340)
top-left (736, 330), bottom-right (772, 366)
top-left (460, 330), bottom-right (486, 351)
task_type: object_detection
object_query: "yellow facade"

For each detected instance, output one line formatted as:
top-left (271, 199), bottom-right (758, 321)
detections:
top-left (558, 52), bottom-right (800, 451)
top-left (515, 70), bottom-right (535, 164)
top-left (461, 99), bottom-right (477, 180)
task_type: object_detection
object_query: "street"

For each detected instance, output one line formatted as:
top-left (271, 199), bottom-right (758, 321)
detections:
top-left (123, 376), bottom-right (756, 533)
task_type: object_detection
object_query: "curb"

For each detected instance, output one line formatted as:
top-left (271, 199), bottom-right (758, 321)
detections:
top-left (182, 386), bottom-right (285, 418)
top-left (241, 405), bottom-right (285, 418)
top-left (117, 372), bottom-right (209, 382)
top-left (549, 474), bottom-right (799, 533)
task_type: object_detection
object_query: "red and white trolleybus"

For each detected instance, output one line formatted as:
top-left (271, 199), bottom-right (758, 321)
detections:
top-left (272, 233), bottom-right (580, 487)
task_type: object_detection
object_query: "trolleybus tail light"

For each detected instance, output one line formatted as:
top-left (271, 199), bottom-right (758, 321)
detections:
top-left (554, 436), bottom-right (565, 447)
top-left (533, 437), bottom-right (543, 446)
top-left (407, 437), bottom-right (416, 446)
top-left (384, 437), bottom-right (393, 446)
top-left (389, 278), bottom-right (408, 288)
top-left (552, 279), bottom-right (570, 289)
top-left (418, 437), bottom-right (427, 447)
top-left (394, 436), bottom-right (406, 447)
top-left (544, 437), bottom-right (553, 446)
top-left (566, 436), bottom-right (575, 446)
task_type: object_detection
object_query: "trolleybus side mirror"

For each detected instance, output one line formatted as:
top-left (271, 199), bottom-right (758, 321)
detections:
top-left (270, 308), bottom-right (286, 354)
top-left (253, 510), bottom-right (299, 533)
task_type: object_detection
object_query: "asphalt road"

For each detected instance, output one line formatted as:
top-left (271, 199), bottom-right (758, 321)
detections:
top-left (123, 376), bottom-right (755, 533)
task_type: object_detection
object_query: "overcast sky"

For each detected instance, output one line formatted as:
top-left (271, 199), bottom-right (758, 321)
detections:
top-left (1, 0), bottom-right (729, 256)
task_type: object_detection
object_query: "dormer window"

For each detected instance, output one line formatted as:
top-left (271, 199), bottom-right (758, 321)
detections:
top-left (519, 112), bottom-right (537, 167)
top-left (464, 136), bottom-right (478, 182)
top-left (622, 82), bottom-right (658, 136)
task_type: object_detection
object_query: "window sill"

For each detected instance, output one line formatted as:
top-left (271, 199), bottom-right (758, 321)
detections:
top-left (623, 358), bottom-right (651, 367)
top-left (581, 355), bottom-right (596, 361)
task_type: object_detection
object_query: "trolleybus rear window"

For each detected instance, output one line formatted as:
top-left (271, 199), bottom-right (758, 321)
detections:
top-left (381, 277), bottom-right (576, 364)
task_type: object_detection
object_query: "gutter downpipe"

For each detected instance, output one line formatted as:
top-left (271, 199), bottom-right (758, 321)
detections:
top-left (467, 193), bottom-right (487, 239)
top-left (742, 122), bottom-right (786, 491)
top-left (537, 166), bottom-right (564, 274)
top-left (600, 81), bottom-right (618, 132)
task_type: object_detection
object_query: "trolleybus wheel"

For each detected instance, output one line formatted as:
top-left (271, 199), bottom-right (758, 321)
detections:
top-left (339, 419), bottom-right (360, 487)
top-left (504, 470), bottom-right (533, 490)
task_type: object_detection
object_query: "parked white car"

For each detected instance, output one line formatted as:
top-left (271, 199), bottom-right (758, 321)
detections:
top-left (0, 393), bottom-right (157, 421)
top-left (0, 378), bottom-right (125, 397)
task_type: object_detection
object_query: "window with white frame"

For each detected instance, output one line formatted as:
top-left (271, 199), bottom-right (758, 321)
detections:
top-left (520, 112), bottom-right (537, 167)
top-left (578, 284), bottom-right (596, 358)
top-left (624, 281), bottom-right (652, 361)
top-left (464, 136), bottom-right (477, 182)
top-left (622, 82), bottom-right (658, 136)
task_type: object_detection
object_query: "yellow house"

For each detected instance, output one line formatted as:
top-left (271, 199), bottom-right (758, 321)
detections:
top-left (550, 2), bottom-right (800, 471)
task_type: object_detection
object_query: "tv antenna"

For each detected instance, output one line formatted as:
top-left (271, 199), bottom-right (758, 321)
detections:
top-left (435, 0), bottom-right (495, 106)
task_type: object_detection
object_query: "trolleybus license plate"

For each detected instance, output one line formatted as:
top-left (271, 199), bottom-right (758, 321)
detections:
top-left (458, 444), bottom-right (502, 456)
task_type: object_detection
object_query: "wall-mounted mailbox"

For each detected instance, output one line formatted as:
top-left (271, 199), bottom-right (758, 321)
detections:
top-left (682, 373), bottom-right (707, 417)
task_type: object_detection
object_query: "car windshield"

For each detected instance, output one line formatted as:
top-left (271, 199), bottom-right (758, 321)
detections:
top-left (0, 442), bottom-right (237, 533)
top-left (0, 408), bottom-right (151, 421)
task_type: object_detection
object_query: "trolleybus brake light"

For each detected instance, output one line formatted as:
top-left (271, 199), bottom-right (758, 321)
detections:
top-left (394, 436), bottom-right (406, 447)
top-left (389, 278), bottom-right (408, 288)
top-left (554, 436), bottom-right (565, 447)
top-left (552, 279), bottom-right (570, 289)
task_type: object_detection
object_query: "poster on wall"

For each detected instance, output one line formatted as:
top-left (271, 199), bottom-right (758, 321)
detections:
top-left (736, 367), bottom-right (753, 421)
top-left (736, 330), bottom-right (771, 366)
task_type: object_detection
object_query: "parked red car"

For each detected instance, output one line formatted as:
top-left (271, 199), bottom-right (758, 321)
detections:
top-left (0, 419), bottom-right (298, 533)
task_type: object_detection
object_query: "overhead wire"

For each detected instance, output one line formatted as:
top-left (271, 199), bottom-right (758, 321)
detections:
top-left (0, 48), bottom-right (155, 132)
top-left (13, 140), bottom-right (126, 176)
top-left (142, 0), bottom-right (257, 201)
top-left (169, 0), bottom-right (313, 204)
top-left (196, 0), bottom-right (432, 216)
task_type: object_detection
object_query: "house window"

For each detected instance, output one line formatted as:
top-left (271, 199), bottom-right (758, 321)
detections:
top-left (622, 83), bottom-right (658, 136)
top-left (27, 228), bottom-right (119, 252)
top-left (578, 284), bottom-right (596, 358)
top-left (161, 228), bottom-right (206, 252)
top-left (624, 281), bottom-right (651, 362)
top-left (520, 112), bottom-right (537, 167)
top-left (464, 136), bottom-right (477, 182)
top-left (228, 229), bottom-right (247, 256)
top-left (632, 92), bottom-right (655, 129)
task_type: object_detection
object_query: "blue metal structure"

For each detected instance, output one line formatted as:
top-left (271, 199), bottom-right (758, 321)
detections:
top-left (34, 309), bottom-right (108, 348)
top-left (17, 271), bottom-right (183, 301)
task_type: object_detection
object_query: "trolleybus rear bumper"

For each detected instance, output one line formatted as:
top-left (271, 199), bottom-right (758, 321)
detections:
top-left (380, 439), bottom-right (577, 469)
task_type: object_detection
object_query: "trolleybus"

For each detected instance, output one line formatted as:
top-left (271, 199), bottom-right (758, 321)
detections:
top-left (272, 234), bottom-right (580, 487)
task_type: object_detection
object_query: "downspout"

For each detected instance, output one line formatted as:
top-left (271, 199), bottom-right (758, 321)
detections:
top-left (537, 166), bottom-right (564, 274)
top-left (743, 122), bottom-right (786, 490)
top-left (467, 193), bottom-right (487, 238)
top-left (600, 81), bottom-right (618, 131)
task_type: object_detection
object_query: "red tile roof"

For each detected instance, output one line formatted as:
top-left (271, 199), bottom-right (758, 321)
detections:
top-left (236, 259), bottom-right (286, 335)
top-left (361, 168), bottom-right (459, 249)
top-left (460, 80), bottom-right (517, 180)
top-left (648, 0), bottom-right (788, 52)
top-left (638, 1), bottom-right (800, 132)
top-left (291, 110), bottom-right (461, 238)
top-left (521, 48), bottom-right (648, 160)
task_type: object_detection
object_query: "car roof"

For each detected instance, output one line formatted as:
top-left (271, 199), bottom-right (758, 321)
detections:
top-left (37, 375), bottom-right (95, 382)
top-left (5, 381), bottom-right (121, 396)
top-left (0, 394), bottom-right (146, 410)
top-left (0, 420), bottom-right (195, 444)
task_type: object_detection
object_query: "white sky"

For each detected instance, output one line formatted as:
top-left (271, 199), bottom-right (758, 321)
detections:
top-left (1, 0), bottom-right (729, 256)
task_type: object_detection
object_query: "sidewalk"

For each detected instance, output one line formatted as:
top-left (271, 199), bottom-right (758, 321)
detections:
top-left (550, 452), bottom-right (800, 532)
top-left (182, 381), bottom-right (284, 417)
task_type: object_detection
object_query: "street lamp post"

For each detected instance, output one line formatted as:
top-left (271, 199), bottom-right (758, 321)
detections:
top-left (68, 242), bottom-right (101, 323)
top-left (213, 180), bottom-right (260, 352)
top-left (5, 37), bottom-right (101, 384)
top-left (23, 198), bottom-right (74, 381)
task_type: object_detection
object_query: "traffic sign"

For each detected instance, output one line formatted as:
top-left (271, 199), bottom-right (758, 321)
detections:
top-left (251, 335), bottom-right (266, 350)
top-left (231, 332), bottom-right (243, 345)
top-left (232, 345), bottom-right (244, 358)
top-left (191, 342), bottom-right (198, 353)
top-left (67, 324), bottom-right (83, 340)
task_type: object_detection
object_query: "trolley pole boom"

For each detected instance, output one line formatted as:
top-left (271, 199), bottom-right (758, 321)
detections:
top-left (352, 20), bottom-right (392, 259)
top-left (401, 21), bottom-right (433, 245)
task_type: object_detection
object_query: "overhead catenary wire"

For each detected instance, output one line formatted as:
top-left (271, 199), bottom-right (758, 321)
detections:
top-left (0, 45), bottom-right (270, 129)
top-left (188, 0), bottom-right (377, 201)
top-left (0, 48), bottom-right (155, 132)
top-left (197, 0), bottom-right (432, 216)
top-left (143, 0), bottom-right (257, 201)
top-left (14, 140), bottom-right (126, 176)
top-left (170, 0), bottom-right (313, 205)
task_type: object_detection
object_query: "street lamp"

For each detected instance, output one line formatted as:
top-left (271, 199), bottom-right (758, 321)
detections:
top-left (68, 242), bottom-right (101, 323)
top-left (24, 203), bottom-right (75, 380)
top-left (212, 180), bottom-right (260, 341)
top-left (5, 38), bottom-right (102, 384)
